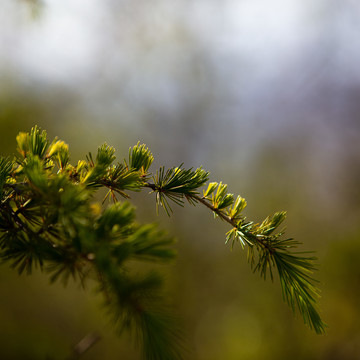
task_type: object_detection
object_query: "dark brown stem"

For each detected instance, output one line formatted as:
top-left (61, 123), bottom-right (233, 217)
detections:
top-left (191, 194), bottom-right (238, 227)
top-left (144, 182), bottom-right (274, 253)
top-left (145, 182), bottom-right (236, 226)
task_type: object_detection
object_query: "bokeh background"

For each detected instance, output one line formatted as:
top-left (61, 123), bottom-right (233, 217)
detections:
top-left (1, 0), bottom-right (360, 359)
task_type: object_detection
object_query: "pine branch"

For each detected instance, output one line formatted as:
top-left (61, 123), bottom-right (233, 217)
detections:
top-left (145, 179), bottom-right (326, 334)
top-left (0, 127), bottom-right (326, 360)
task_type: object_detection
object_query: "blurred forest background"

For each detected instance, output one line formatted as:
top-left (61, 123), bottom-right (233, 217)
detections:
top-left (1, 0), bottom-right (360, 359)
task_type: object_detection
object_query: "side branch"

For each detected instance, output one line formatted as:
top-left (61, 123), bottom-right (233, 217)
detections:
top-left (145, 182), bottom-right (275, 250)
top-left (191, 194), bottom-right (237, 226)
top-left (188, 194), bottom-right (276, 255)
top-left (143, 180), bottom-right (326, 334)
top-left (145, 182), bottom-right (234, 225)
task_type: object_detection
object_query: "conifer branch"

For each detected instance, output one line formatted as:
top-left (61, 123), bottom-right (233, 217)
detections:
top-left (145, 179), bottom-right (326, 334)
top-left (0, 127), bottom-right (326, 360)
top-left (191, 193), bottom-right (236, 225)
